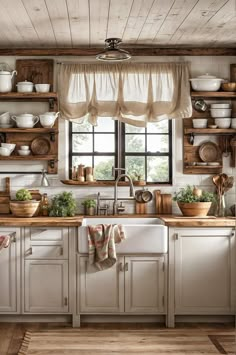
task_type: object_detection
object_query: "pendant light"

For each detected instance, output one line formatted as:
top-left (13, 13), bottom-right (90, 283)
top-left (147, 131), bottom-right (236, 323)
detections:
top-left (96, 38), bottom-right (131, 62)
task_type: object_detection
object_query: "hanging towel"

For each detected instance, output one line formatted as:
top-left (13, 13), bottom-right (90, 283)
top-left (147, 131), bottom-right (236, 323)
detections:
top-left (87, 224), bottom-right (125, 271)
top-left (0, 235), bottom-right (10, 251)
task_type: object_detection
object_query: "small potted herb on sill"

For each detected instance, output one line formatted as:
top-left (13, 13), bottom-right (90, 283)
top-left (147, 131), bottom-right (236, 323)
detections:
top-left (131, 170), bottom-right (146, 186)
top-left (82, 199), bottom-right (96, 216)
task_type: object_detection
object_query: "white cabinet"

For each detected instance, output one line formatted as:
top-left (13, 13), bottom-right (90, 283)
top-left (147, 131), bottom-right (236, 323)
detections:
top-left (173, 228), bottom-right (235, 315)
top-left (23, 227), bottom-right (69, 313)
top-left (78, 255), bottom-right (165, 314)
top-left (0, 227), bottom-right (20, 313)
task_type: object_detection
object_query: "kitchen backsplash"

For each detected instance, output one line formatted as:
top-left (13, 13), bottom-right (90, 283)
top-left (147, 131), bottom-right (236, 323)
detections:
top-left (0, 55), bottom-right (236, 215)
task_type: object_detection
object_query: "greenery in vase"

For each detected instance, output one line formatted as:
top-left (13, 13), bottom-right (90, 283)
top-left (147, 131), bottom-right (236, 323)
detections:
top-left (15, 189), bottom-right (32, 201)
top-left (82, 199), bottom-right (96, 208)
top-left (49, 191), bottom-right (77, 217)
top-left (173, 185), bottom-right (215, 203)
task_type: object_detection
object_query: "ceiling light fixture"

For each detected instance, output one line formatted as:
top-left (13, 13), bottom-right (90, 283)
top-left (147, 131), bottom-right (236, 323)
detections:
top-left (96, 38), bottom-right (131, 62)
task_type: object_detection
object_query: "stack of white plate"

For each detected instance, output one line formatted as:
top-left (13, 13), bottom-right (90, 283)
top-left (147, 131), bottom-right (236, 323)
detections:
top-left (210, 103), bottom-right (231, 128)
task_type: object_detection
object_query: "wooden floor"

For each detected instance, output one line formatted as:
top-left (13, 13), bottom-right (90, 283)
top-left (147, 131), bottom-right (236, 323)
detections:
top-left (0, 322), bottom-right (235, 355)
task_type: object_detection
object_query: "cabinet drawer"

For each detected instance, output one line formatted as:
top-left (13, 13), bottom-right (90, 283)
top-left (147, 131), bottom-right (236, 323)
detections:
top-left (29, 228), bottom-right (65, 241)
top-left (24, 245), bottom-right (66, 259)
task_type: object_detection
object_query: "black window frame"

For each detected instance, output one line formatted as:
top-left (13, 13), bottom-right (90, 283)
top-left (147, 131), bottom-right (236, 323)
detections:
top-left (69, 120), bottom-right (172, 185)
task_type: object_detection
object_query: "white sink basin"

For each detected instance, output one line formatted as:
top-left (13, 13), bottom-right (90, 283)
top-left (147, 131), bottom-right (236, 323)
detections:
top-left (78, 218), bottom-right (168, 254)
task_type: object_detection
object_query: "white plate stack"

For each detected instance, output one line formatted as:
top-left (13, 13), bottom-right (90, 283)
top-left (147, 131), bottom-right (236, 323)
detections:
top-left (210, 103), bottom-right (231, 128)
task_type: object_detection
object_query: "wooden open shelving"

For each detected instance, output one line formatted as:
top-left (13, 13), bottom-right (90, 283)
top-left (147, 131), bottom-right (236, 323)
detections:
top-left (191, 91), bottom-right (236, 98)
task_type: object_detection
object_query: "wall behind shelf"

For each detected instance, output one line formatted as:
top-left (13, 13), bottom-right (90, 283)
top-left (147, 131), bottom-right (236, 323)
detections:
top-left (0, 55), bottom-right (235, 215)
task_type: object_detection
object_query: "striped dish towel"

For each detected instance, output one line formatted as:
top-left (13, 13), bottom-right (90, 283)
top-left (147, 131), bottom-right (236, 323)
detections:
top-left (87, 224), bottom-right (125, 270)
top-left (0, 235), bottom-right (10, 251)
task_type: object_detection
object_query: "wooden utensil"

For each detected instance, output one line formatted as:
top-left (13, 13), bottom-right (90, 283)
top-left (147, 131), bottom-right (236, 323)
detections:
top-left (155, 190), bottom-right (162, 213)
top-left (135, 201), bottom-right (147, 214)
top-left (0, 177), bottom-right (10, 214)
top-left (161, 194), bottom-right (172, 214)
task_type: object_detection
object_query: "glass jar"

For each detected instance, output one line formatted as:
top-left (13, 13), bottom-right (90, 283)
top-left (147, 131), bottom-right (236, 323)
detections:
top-left (215, 193), bottom-right (226, 217)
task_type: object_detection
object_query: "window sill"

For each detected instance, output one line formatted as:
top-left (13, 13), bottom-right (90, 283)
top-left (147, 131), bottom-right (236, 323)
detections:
top-left (60, 179), bottom-right (172, 186)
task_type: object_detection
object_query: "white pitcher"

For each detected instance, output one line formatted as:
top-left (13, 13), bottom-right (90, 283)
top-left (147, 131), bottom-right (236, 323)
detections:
top-left (39, 112), bottom-right (60, 128)
top-left (0, 63), bottom-right (17, 93)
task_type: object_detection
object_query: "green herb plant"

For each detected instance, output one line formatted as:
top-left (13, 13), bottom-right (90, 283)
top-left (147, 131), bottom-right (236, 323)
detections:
top-left (82, 199), bottom-right (96, 208)
top-left (173, 185), bottom-right (215, 203)
top-left (49, 191), bottom-right (77, 217)
top-left (15, 189), bottom-right (32, 201)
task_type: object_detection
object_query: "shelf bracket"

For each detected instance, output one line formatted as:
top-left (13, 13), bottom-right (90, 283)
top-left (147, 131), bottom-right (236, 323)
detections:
top-left (49, 160), bottom-right (55, 169)
top-left (50, 132), bottom-right (55, 142)
top-left (49, 98), bottom-right (55, 110)
top-left (189, 133), bottom-right (194, 145)
top-left (0, 132), bottom-right (5, 143)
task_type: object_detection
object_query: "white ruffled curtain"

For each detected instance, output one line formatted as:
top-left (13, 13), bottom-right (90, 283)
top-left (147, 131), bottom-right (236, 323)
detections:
top-left (57, 62), bottom-right (192, 127)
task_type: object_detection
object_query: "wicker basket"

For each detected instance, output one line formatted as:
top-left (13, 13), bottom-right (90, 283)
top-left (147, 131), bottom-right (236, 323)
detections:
top-left (10, 200), bottom-right (40, 217)
top-left (177, 201), bottom-right (212, 217)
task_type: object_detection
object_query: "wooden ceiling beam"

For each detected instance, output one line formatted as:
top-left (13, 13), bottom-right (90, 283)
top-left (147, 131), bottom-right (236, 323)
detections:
top-left (0, 47), bottom-right (235, 56)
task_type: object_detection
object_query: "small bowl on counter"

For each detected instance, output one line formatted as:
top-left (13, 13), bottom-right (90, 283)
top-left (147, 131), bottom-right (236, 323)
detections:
top-left (189, 73), bottom-right (223, 91)
top-left (192, 118), bottom-right (208, 128)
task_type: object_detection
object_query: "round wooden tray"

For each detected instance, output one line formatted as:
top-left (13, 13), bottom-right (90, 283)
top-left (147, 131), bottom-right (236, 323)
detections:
top-left (31, 137), bottom-right (51, 155)
top-left (198, 142), bottom-right (220, 162)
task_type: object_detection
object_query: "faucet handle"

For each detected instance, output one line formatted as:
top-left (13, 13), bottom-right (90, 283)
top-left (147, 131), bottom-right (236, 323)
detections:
top-left (112, 166), bottom-right (126, 177)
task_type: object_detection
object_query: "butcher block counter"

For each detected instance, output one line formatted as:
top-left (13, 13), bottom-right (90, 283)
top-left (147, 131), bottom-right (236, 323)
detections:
top-left (159, 215), bottom-right (236, 227)
top-left (0, 215), bottom-right (84, 226)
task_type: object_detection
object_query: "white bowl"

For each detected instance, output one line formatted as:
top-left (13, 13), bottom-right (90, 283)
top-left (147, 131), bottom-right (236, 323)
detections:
top-left (0, 111), bottom-right (11, 124)
top-left (18, 149), bottom-right (31, 156)
top-left (210, 103), bottom-right (231, 109)
top-left (192, 119), bottom-right (208, 128)
top-left (0, 147), bottom-right (11, 156)
top-left (190, 74), bottom-right (222, 91)
top-left (210, 108), bottom-right (232, 118)
top-left (20, 145), bottom-right (30, 150)
top-left (1, 143), bottom-right (16, 153)
top-left (231, 118), bottom-right (236, 129)
top-left (35, 84), bottom-right (50, 93)
top-left (16, 80), bottom-right (34, 93)
top-left (214, 118), bottom-right (231, 128)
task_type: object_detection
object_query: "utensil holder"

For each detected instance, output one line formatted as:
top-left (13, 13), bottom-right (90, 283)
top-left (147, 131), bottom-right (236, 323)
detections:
top-left (215, 193), bottom-right (226, 217)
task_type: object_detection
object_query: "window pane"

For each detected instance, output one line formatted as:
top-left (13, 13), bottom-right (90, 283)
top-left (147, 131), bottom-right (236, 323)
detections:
top-left (126, 135), bottom-right (145, 152)
top-left (147, 135), bottom-right (169, 153)
top-left (125, 124), bottom-right (145, 133)
top-left (147, 120), bottom-right (169, 133)
top-left (94, 156), bottom-right (115, 180)
top-left (72, 156), bottom-right (93, 168)
top-left (94, 134), bottom-right (115, 152)
top-left (72, 134), bottom-right (93, 152)
top-left (72, 120), bottom-right (92, 133)
top-left (94, 117), bottom-right (115, 132)
top-left (125, 156), bottom-right (145, 178)
top-left (147, 156), bottom-right (169, 182)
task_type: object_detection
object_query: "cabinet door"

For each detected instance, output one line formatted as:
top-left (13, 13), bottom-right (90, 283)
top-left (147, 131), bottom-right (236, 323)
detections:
top-left (78, 256), bottom-right (124, 313)
top-left (24, 260), bottom-right (69, 313)
top-left (125, 256), bottom-right (165, 314)
top-left (0, 228), bottom-right (20, 313)
top-left (175, 228), bottom-right (235, 314)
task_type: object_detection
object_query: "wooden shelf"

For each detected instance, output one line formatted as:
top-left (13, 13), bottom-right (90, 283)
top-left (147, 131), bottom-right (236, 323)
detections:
top-left (0, 155), bottom-right (57, 161)
top-left (185, 165), bottom-right (222, 169)
top-left (0, 92), bottom-right (57, 100)
top-left (184, 128), bottom-right (236, 134)
top-left (0, 127), bottom-right (58, 133)
top-left (191, 91), bottom-right (236, 98)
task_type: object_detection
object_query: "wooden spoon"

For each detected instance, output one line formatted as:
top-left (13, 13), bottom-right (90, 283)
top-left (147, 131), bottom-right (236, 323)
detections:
top-left (212, 174), bottom-right (221, 194)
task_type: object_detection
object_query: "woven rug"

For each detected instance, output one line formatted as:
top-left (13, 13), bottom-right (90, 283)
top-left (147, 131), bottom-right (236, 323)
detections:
top-left (18, 329), bottom-right (235, 354)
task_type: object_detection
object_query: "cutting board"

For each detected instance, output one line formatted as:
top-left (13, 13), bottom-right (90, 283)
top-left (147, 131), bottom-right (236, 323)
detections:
top-left (155, 190), bottom-right (162, 213)
top-left (0, 177), bottom-right (10, 214)
top-left (135, 202), bottom-right (147, 214)
top-left (161, 194), bottom-right (172, 214)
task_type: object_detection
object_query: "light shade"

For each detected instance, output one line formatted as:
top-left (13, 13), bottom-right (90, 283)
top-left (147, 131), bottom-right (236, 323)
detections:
top-left (96, 38), bottom-right (131, 62)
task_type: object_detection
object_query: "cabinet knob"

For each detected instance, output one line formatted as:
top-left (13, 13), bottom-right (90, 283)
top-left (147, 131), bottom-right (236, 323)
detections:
top-left (64, 297), bottom-right (68, 306)
top-left (60, 247), bottom-right (63, 256)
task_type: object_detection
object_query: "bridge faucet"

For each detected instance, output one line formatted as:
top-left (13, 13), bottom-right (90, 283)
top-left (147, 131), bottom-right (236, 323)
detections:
top-left (113, 173), bottom-right (135, 214)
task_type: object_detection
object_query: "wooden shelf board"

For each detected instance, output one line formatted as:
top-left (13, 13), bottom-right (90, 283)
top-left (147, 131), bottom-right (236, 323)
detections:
top-left (185, 165), bottom-right (222, 169)
top-left (184, 128), bottom-right (236, 134)
top-left (191, 91), bottom-right (236, 98)
top-left (0, 92), bottom-right (57, 99)
top-left (0, 128), bottom-right (58, 133)
top-left (0, 155), bottom-right (57, 160)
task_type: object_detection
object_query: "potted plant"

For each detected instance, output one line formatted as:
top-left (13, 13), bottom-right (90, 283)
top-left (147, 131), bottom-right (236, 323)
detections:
top-left (173, 185), bottom-right (215, 217)
top-left (10, 188), bottom-right (40, 217)
top-left (49, 191), bottom-right (76, 217)
top-left (82, 199), bottom-right (96, 216)
top-left (131, 170), bottom-right (146, 186)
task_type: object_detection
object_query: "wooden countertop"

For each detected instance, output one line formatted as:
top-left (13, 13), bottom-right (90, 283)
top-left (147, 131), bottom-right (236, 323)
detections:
top-left (158, 215), bottom-right (236, 227)
top-left (0, 216), bottom-right (84, 227)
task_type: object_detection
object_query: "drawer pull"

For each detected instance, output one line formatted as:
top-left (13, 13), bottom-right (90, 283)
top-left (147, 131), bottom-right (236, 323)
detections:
top-left (10, 232), bottom-right (16, 243)
top-left (119, 262), bottom-right (123, 272)
top-left (125, 262), bottom-right (128, 272)
top-left (60, 247), bottom-right (63, 256)
top-left (64, 297), bottom-right (68, 306)
top-left (25, 247), bottom-right (33, 256)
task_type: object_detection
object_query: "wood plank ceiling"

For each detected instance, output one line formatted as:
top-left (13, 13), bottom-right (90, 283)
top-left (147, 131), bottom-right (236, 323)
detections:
top-left (0, 0), bottom-right (235, 49)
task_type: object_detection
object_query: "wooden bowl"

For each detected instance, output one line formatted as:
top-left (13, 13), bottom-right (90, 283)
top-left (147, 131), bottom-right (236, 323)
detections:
top-left (221, 82), bottom-right (236, 92)
top-left (177, 201), bottom-right (212, 217)
top-left (10, 200), bottom-right (40, 217)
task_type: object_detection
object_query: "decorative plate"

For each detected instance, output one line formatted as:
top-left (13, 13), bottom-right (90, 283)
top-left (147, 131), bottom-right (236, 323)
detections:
top-left (198, 142), bottom-right (220, 162)
top-left (31, 137), bottom-right (51, 155)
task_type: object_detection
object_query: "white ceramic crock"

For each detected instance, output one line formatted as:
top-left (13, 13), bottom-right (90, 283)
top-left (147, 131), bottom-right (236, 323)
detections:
top-left (16, 80), bottom-right (34, 93)
top-left (189, 73), bottom-right (223, 92)
top-left (0, 69), bottom-right (17, 93)
top-left (11, 113), bottom-right (39, 128)
top-left (39, 111), bottom-right (60, 128)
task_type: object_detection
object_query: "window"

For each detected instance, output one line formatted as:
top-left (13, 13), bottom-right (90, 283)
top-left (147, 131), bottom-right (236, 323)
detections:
top-left (69, 119), bottom-right (172, 184)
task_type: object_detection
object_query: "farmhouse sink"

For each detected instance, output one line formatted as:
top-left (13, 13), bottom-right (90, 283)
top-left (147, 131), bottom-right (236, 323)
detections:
top-left (78, 218), bottom-right (168, 254)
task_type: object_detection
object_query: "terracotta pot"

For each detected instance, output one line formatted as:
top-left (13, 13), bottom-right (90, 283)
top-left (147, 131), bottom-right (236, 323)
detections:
top-left (10, 200), bottom-right (40, 217)
top-left (177, 201), bottom-right (212, 217)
